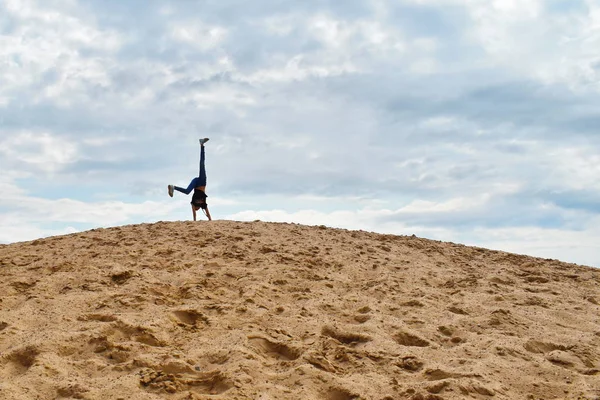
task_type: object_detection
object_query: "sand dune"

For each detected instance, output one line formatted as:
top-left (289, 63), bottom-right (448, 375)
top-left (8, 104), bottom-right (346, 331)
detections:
top-left (1, 220), bottom-right (599, 399)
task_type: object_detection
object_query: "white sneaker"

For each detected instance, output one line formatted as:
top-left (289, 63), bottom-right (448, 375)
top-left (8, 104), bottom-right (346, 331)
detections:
top-left (199, 138), bottom-right (210, 145)
top-left (168, 185), bottom-right (174, 197)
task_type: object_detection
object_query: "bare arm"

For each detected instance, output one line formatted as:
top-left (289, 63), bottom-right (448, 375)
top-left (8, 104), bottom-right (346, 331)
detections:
top-left (192, 204), bottom-right (197, 221)
top-left (203, 206), bottom-right (212, 221)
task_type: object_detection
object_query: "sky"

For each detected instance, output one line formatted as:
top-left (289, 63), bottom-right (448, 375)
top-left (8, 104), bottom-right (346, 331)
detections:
top-left (1, 0), bottom-right (600, 267)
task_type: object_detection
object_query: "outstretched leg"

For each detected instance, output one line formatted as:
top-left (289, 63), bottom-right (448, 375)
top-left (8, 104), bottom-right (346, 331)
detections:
top-left (197, 142), bottom-right (207, 187)
top-left (173, 177), bottom-right (199, 195)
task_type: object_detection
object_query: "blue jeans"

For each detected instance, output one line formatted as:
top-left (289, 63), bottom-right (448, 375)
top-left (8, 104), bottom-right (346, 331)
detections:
top-left (174, 145), bottom-right (206, 195)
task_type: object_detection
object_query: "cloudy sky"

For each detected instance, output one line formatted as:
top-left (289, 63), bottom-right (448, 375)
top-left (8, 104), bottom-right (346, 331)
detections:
top-left (1, 0), bottom-right (600, 267)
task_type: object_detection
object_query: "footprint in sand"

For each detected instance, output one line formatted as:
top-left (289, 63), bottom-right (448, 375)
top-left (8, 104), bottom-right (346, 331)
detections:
top-left (436, 326), bottom-right (464, 347)
top-left (523, 340), bottom-right (569, 354)
top-left (321, 325), bottom-right (372, 345)
top-left (172, 310), bottom-right (210, 327)
top-left (457, 382), bottom-right (496, 397)
top-left (140, 368), bottom-right (232, 395)
top-left (248, 336), bottom-right (302, 361)
top-left (10, 279), bottom-right (37, 293)
top-left (57, 384), bottom-right (89, 398)
top-left (394, 331), bottom-right (430, 347)
top-left (423, 368), bottom-right (490, 398)
top-left (423, 368), bottom-right (469, 381)
top-left (586, 296), bottom-right (599, 305)
top-left (489, 276), bottom-right (515, 285)
top-left (524, 275), bottom-right (550, 284)
top-left (98, 321), bottom-right (165, 350)
top-left (2, 345), bottom-right (40, 375)
top-left (87, 336), bottom-right (131, 364)
top-left (353, 314), bottom-right (371, 323)
top-left (326, 387), bottom-right (361, 400)
top-left (352, 306), bottom-right (372, 324)
top-left (447, 306), bottom-right (469, 315)
top-left (437, 326), bottom-right (453, 337)
top-left (396, 356), bottom-right (424, 372)
top-left (77, 313), bottom-right (118, 323)
top-left (120, 325), bottom-right (163, 347)
top-left (401, 300), bottom-right (425, 308)
top-left (525, 340), bottom-right (598, 373)
top-left (546, 350), bottom-right (584, 369)
top-left (110, 270), bottom-right (134, 285)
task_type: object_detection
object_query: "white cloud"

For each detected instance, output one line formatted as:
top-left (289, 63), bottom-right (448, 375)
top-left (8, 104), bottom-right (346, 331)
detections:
top-left (0, 195), bottom-right (181, 243)
top-left (0, 0), bottom-right (122, 103)
top-left (308, 13), bottom-right (406, 57)
top-left (413, 37), bottom-right (438, 52)
top-left (535, 145), bottom-right (600, 191)
top-left (0, 131), bottom-right (79, 173)
top-left (399, 0), bottom-right (600, 88)
top-left (419, 116), bottom-right (458, 129)
top-left (400, 195), bottom-right (490, 213)
top-left (474, 224), bottom-right (600, 267)
top-left (244, 13), bottom-right (414, 83)
top-left (0, 175), bottom-right (28, 200)
top-left (466, 0), bottom-right (600, 88)
top-left (261, 14), bottom-right (297, 36)
top-left (170, 21), bottom-right (228, 51)
top-left (246, 54), bottom-right (359, 83)
top-left (0, 214), bottom-right (79, 244)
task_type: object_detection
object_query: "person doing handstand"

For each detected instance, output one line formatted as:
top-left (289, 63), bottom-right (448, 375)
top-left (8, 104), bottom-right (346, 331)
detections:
top-left (168, 138), bottom-right (212, 221)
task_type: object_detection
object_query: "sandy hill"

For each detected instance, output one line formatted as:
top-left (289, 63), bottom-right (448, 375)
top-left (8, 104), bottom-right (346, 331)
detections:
top-left (1, 220), bottom-right (599, 400)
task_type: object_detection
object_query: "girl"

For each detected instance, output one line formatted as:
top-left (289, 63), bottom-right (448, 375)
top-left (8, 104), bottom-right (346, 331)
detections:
top-left (168, 138), bottom-right (212, 221)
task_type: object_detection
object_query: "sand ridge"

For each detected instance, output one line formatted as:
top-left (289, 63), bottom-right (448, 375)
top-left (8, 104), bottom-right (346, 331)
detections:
top-left (1, 220), bottom-right (599, 399)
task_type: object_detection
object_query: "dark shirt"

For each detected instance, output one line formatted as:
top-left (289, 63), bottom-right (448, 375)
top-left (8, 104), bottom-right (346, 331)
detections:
top-left (191, 189), bottom-right (208, 208)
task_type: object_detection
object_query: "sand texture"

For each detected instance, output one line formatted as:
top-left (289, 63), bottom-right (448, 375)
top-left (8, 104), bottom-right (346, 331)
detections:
top-left (1, 220), bottom-right (599, 399)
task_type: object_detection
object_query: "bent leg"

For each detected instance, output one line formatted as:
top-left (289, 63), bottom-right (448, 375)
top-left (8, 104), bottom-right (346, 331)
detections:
top-left (198, 145), bottom-right (207, 187)
top-left (174, 177), bottom-right (199, 195)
